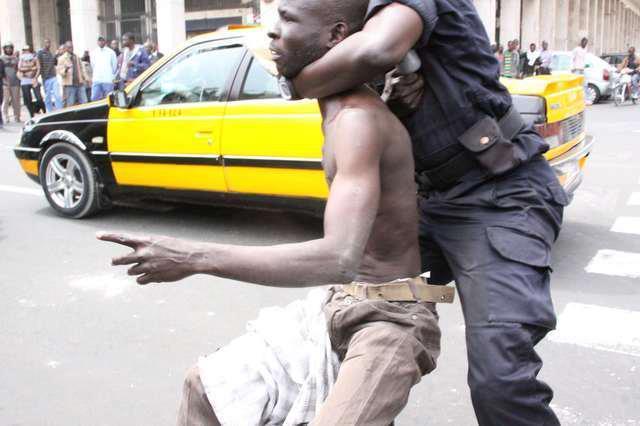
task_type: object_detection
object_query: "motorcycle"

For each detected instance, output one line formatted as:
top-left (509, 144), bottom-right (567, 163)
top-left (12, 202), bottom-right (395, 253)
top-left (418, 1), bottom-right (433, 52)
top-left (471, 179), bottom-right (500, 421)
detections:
top-left (613, 68), bottom-right (639, 106)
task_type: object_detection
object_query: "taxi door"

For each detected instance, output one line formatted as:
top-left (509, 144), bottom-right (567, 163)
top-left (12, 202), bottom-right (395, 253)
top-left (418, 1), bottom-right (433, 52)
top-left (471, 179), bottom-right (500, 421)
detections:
top-left (107, 40), bottom-right (244, 192)
top-left (220, 55), bottom-right (328, 199)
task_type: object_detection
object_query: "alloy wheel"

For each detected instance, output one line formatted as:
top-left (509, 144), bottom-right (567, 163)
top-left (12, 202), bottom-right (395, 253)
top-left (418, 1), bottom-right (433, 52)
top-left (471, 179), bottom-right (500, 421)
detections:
top-left (45, 153), bottom-right (84, 209)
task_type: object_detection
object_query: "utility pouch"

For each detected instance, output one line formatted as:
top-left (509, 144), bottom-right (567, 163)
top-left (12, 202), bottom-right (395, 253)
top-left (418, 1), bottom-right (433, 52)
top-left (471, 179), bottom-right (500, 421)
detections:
top-left (458, 109), bottom-right (524, 176)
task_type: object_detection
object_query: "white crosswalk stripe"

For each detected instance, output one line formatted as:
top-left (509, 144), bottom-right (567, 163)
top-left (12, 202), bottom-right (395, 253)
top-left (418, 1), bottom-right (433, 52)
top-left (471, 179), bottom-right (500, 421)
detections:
top-left (611, 216), bottom-right (640, 235)
top-left (549, 303), bottom-right (640, 358)
top-left (0, 184), bottom-right (43, 197)
top-left (627, 192), bottom-right (640, 206)
top-left (585, 249), bottom-right (640, 278)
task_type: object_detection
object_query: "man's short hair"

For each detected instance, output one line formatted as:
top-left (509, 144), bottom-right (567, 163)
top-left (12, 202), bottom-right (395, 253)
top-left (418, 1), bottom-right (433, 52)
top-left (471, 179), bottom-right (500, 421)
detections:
top-left (98, 36), bottom-right (106, 41)
top-left (321, 0), bottom-right (369, 35)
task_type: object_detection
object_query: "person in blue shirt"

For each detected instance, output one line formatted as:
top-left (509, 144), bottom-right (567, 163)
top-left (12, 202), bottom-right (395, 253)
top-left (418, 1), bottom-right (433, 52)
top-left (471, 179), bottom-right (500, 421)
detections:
top-left (283, 1), bottom-right (564, 425)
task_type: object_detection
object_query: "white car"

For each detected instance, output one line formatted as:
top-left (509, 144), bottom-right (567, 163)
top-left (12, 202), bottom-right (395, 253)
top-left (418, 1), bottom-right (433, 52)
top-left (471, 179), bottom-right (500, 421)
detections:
top-left (550, 51), bottom-right (616, 104)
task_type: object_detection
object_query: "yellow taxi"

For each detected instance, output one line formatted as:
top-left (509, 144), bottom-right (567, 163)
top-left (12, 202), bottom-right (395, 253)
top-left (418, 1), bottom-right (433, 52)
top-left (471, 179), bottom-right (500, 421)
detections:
top-left (14, 26), bottom-right (593, 218)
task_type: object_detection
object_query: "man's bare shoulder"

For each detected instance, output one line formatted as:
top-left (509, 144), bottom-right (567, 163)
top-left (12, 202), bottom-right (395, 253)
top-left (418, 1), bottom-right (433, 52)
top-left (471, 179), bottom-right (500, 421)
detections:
top-left (330, 91), bottom-right (400, 145)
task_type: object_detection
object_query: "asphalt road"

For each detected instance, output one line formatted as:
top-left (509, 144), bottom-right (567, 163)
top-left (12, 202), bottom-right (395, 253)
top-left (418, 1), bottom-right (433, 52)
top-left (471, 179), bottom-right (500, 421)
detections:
top-left (1, 102), bottom-right (639, 426)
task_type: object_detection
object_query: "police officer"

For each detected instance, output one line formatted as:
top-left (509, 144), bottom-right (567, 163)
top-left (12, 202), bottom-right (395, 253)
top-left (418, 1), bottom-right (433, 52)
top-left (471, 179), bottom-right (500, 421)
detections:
top-left (280, 1), bottom-right (564, 424)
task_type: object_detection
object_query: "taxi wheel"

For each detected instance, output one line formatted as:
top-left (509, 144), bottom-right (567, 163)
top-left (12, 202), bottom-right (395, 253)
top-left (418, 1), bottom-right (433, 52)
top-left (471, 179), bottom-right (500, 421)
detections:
top-left (39, 143), bottom-right (102, 219)
top-left (586, 84), bottom-right (600, 104)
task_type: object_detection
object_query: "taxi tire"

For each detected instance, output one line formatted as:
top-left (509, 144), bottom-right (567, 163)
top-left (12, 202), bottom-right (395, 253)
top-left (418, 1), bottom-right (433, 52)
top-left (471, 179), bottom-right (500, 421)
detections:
top-left (587, 84), bottom-right (600, 104)
top-left (39, 143), bottom-right (102, 219)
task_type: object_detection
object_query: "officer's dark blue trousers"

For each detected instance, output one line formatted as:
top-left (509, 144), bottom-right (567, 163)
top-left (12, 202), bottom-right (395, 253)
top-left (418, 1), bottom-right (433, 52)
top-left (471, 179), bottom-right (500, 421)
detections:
top-left (419, 152), bottom-right (565, 425)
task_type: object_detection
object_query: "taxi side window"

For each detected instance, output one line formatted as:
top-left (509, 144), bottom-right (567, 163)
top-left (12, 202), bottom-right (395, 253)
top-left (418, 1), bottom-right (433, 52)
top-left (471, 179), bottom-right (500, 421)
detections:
top-left (239, 58), bottom-right (281, 100)
top-left (138, 44), bottom-right (242, 107)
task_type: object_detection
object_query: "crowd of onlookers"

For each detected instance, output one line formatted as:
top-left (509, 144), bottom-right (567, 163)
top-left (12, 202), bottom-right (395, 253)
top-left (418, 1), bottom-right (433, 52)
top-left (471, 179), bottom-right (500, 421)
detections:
top-left (493, 37), bottom-right (597, 104)
top-left (0, 33), bottom-right (163, 128)
top-left (492, 38), bottom-right (558, 79)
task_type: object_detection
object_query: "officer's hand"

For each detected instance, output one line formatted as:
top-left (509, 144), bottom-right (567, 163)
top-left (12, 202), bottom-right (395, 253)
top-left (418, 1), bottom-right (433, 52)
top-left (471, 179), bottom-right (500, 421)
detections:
top-left (382, 71), bottom-right (424, 117)
top-left (97, 231), bottom-right (201, 285)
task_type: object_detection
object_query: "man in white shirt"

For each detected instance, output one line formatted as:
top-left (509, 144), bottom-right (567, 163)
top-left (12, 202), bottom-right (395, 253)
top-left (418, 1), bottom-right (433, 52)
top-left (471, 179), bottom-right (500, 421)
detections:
top-left (538, 40), bottom-right (552, 74)
top-left (90, 36), bottom-right (117, 101)
top-left (523, 43), bottom-right (540, 77)
top-left (572, 37), bottom-right (590, 104)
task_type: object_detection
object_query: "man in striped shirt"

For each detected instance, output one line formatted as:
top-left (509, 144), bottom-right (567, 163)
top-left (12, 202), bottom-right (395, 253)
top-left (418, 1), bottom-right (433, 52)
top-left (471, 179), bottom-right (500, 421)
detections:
top-left (37, 39), bottom-right (62, 112)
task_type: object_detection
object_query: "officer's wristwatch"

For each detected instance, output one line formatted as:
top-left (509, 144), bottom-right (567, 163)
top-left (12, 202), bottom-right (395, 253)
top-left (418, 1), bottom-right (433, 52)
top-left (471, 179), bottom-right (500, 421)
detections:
top-left (278, 76), bottom-right (301, 101)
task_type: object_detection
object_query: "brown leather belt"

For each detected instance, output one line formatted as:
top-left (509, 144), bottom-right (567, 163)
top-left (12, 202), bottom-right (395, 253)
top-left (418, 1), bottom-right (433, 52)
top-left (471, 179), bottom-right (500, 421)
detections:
top-left (342, 277), bottom-right (455, 303)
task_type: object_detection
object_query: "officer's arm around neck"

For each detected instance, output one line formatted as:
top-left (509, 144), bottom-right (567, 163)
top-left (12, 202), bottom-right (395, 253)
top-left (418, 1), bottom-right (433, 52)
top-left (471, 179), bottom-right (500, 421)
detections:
top-left (292, 3), bottom-right (423, 99)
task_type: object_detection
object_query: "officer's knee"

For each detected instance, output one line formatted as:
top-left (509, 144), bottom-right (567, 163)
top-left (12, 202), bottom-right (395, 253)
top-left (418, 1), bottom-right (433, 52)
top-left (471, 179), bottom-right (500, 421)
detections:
top-left (468, 375), bottom-right (511, 406)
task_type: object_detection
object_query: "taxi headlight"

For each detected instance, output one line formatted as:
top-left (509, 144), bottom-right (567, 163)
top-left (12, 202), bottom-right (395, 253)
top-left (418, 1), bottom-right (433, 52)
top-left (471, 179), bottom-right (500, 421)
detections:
top-left (554, 159), bottom-right (580, 178)
top-left (22, 118), bottom-right (38, 133)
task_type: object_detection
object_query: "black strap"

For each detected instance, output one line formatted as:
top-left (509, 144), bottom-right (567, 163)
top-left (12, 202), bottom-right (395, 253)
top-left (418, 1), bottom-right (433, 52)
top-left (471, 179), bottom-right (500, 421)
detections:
top-left (416, 106), bottom-right (524, 192)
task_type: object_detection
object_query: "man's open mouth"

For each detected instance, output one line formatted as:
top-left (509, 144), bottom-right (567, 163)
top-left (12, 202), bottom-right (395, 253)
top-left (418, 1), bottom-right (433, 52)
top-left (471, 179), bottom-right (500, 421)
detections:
top-left (269, 45), bottom-right (283, 61)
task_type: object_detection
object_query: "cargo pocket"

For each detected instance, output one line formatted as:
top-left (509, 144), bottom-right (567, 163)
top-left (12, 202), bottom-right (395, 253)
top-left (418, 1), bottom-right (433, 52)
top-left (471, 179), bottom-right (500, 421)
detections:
top-left (458, 116), bottom-right (521, 176)
top-left (546, 181), bottom-right (570, 207)
top-left (485, 226), bottom-right (556, 327)
top-left (486, 226), bottom-right (551, 269)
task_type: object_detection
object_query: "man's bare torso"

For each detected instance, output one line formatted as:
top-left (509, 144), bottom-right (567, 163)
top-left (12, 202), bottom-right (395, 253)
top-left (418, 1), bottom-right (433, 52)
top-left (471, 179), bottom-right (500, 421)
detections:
top-left (320, 86), bottom-right (421, 283)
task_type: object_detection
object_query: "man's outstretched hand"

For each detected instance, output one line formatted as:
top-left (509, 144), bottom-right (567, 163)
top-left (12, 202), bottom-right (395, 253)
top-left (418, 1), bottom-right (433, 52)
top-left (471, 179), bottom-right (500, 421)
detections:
top-left (97, 232), bottom-right (205, 285)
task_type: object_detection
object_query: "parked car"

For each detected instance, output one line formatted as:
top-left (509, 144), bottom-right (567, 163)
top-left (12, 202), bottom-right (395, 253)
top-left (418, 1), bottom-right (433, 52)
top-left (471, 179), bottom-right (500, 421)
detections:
top-left (601, 52), bottom-right (627, 67)
top-left (13, 26), bottom-right (595, 218)
top-left (550, 51), bottom-right (615, 103)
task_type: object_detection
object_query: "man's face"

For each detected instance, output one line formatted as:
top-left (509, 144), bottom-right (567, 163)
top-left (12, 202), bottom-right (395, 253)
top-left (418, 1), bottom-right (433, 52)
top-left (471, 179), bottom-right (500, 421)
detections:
top-left (3, 46), bottom-right (14, 56)
top-left (98, 39), bottom-right (106, 48)
top-left (268, 0), bottom-right (329, 78)
top-left (65, 42), bottom-right (73, 54)
top-left (122, 36), bottom-right (132, 48)
top-left (629, 47), bottom-right (636, 56)
top-left (44, 39), bottom-right (51, 50)
top-left (530, 44), bottom-right (536, 52)
top-left (542, 41), bottom-right (548, 50)
top-left (581, 38), bottom-right (588, 48)
top-left (111, 40), bottom-right (118, 50)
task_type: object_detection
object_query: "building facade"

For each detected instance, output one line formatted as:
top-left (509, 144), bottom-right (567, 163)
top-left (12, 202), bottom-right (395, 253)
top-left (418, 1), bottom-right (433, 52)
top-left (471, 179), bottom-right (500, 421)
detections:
top-left (1, 0), bottom-right (639, 57)
top-left (0, 0), bottom-right (257, 55)
top-left (474, 0), bottom-right (640, 54)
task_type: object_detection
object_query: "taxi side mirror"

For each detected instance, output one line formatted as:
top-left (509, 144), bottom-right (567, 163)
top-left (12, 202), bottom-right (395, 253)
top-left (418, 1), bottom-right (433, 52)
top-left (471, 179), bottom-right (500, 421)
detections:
top-left (108, 90), bottom-right (132, 109)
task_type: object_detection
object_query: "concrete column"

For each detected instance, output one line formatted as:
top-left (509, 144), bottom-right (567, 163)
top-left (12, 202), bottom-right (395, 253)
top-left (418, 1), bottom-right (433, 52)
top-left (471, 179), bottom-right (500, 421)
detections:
top-left (29, 0), bottom-right (42, 49)
top-left (569, 0), bottom-right (582, 48)
top-left (589, 0), bottom-right (598, 53)
top-left (156, 0), bottom-right (186, 55)
top-left (540, 0), bottom-right (556, 47)
top-left (597, 0), bottom-right (606, 54)
top-left (610, 0), bottom-right (617, 51)
top-left (0, 0), bottom-right (27, 49)
top-left (521, 0), bottom-right (542, 47)
top-left (579, 0), bottom-right (590, 39)
top-left (606, 0), bottom-right (614, 51)
top-left (622, 9), bottom-right (631, 50)
top-left (614, 0), bottom-right (621, 50)
top-left (69, 0), bottom-right (99, 55)
top-left (500, 0), bottom-right (522, 45)
top-left (617, 1), bottom-right (623, 49)
top-left (473, 0), bottom-right (498, 44)
top-left (555, 0), bottom-right (570, 50)
top-left (34, 0), bottom-right (59, 50)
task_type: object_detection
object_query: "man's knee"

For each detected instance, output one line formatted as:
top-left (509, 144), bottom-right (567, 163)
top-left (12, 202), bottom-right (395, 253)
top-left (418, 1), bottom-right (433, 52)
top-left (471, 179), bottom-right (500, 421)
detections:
top-left (350, 325), bottom-right (436, 376)
top-left (183, 365), bottom-right (206, 395)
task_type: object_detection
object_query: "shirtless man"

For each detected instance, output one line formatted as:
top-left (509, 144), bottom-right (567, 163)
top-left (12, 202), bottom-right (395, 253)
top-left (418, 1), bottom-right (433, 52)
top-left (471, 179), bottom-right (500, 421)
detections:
top-left (98, 0), bottom-right (448, 424)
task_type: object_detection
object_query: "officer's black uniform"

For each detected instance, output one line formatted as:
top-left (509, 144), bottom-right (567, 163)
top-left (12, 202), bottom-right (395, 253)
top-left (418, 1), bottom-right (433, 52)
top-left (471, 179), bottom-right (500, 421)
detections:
top-left (364, 1), bottom-right (565, 424)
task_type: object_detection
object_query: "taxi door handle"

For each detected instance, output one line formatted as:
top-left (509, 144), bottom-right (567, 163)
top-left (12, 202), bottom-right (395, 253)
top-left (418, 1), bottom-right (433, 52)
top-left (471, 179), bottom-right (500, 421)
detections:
top-left (195, 131), bottom-right (214, 146)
